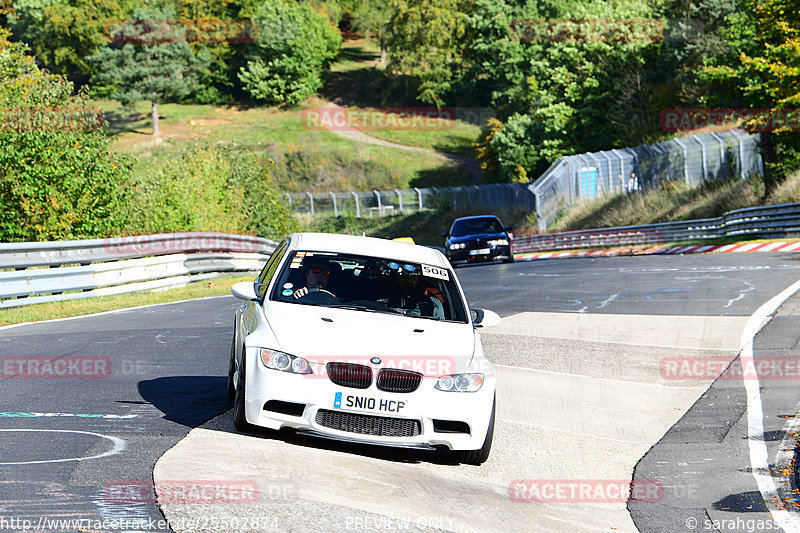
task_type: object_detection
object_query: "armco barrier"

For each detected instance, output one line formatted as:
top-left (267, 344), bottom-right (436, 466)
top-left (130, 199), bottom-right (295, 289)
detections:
top-left (513, 203), bottom-right (800, 253)
top-left (0, 233), bottom-right (277, 309)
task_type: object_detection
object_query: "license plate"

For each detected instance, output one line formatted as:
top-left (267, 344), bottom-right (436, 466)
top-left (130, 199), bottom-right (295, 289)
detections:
top-left (333, 392), bottom-right (407, 413)
top-left (470, 248), bottom-right (490, 255)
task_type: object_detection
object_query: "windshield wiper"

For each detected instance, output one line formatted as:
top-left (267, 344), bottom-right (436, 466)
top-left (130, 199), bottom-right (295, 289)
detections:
top-left (331, 304), bottom-right (400, 315)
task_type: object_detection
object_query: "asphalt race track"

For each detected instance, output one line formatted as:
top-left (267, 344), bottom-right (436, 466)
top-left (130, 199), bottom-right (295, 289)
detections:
top-left (2, 252), bottom-right (800, 532)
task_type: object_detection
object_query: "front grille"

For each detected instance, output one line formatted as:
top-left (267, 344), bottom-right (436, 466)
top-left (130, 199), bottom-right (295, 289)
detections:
top-left (316, 409), bottom-right (421, 437)
top-left (376, 368), bottom-right (422, 393)
top-left (327, 362), bottom-right (372, 389)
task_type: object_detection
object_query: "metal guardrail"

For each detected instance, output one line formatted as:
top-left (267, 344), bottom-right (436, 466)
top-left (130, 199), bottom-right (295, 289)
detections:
top-left (513, 203), bottom-right (800, 253)
top-left (0, 232), bottom-right (277, 309)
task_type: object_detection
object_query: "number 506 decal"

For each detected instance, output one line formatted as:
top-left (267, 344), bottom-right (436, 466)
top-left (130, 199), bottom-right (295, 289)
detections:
top-left (422, 264), bottom-right (449, 280)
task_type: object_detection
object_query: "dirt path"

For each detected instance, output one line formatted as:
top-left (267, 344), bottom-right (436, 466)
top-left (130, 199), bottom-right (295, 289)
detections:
top-left (323, 102), bottom-right (483, 185)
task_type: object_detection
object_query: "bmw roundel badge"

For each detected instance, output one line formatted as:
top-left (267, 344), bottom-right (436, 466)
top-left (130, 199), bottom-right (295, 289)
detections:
top-left (370, 357), bottom-right (381, 365)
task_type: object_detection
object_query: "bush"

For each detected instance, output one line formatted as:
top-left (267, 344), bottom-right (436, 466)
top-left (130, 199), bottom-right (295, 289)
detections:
top-left (0, 37), bottom-right (133, 241)
top-left (238, 0), bottom-right (341, 105)
top-left (126, 143), bottom-right (297, 239)
top-left (484, 113), bottom-right (570, 183)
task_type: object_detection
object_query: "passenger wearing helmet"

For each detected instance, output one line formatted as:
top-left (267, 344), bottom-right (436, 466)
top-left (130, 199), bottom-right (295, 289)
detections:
top-left (386, 263), bottom-right (445, 319)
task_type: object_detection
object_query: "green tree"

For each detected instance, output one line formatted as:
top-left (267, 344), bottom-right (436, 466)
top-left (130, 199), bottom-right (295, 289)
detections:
top-left (386, 0), bottom-right (470, 105)
top-left (350, 0), bottom-right (391, 65)
top-left (238, 0), bottom-right (341, 105)
top-left (0, 36), bottom-right (132, 241)
top-left (8, 0), bottom-right (137, 81)
top-left (698, 0), bottom-right (800, 191)
top-left (88, 6), bottom-right (209, 135)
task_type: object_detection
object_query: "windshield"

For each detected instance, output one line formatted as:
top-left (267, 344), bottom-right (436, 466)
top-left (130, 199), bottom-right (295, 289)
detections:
top-left (450, 217), bottom-right (504, 237)
top-left (269, 251), bottom-right (469, 323)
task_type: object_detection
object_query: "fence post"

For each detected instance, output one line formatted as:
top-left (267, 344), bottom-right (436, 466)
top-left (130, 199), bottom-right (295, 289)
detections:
top-left (730, 130), bottom-right (746, 180)
top-left (673, 138), bottom-right (690, 185)
top-left (692, 135), bottom-right (708, 183)
top-left (598, 151), bottom-right (612, 192)
top-left (330, 191), bottom-right (338, 217)
top-left (351, 191), bottom-right (360, 218)
top-left (373, 189), bottom-right (383, 216)
top-left (414, 187), bottom-right (423, 211)
top-left (395, 189), bottom-right (403, 213)
top-left (612, 149), bottom-right (626, 192)
top-left (306, 192), bottom-right (315, 216)
top-left (709, 132), bottom-right (725, 170)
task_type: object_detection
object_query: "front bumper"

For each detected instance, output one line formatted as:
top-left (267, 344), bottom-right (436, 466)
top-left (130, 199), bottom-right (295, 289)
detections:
top-left (447, 245), bottom-right (512, 263)
top-left (242, 352), bottom-right (496, 451)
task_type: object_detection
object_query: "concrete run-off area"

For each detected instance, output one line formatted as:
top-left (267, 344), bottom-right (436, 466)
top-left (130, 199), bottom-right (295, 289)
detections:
top-left (155, 311), bottom-right (745, 532)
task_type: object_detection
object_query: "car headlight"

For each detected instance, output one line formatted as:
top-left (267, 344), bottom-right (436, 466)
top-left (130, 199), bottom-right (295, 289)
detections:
top-left (488, 239), bottom-right (509, 246)
top-left (448, 243), bottom-right (466, 250)
top-left (258, 348), bottom-right (312, 374)
top-left (435, 373), bottom-right (484, 392)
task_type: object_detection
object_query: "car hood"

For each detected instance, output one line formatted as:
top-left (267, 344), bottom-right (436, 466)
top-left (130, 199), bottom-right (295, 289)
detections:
top-left (263, 302), bottom-right (476, 375)
top-left (447, 232), bottom-right (507, 244)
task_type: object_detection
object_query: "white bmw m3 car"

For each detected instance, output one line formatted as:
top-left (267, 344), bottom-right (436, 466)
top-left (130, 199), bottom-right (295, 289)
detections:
top-left (227, 232), bottom-right (500, 464)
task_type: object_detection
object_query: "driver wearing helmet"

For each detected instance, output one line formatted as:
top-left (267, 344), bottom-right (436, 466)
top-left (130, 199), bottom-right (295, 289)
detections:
top-left (294, 256), bottom-right (337, 299)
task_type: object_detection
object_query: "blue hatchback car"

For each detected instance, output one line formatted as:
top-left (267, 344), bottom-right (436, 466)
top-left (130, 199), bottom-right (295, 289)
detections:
top-left (443, 215), bottom-right (514, 265)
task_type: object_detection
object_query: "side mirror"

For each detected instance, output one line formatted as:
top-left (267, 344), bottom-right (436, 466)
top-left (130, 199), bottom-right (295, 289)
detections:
top-left (472, 308), bottom-right (501, 328)
top-left (231, 281), bottom-right (259, 301)
top-left (442, 232), bottom-right (449, 238)
top-left (505, 226), bottom-right (512, 232)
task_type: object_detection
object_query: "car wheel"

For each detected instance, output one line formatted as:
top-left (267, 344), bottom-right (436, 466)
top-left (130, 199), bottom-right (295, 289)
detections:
top-left (232, 349), bottom-right (254, 432)
top-left (226, 336), bottom-right (236, 403)
top-left (503, 254), bottom-right (515, 264)
top-left (457, 396), bottom-right (495, 465)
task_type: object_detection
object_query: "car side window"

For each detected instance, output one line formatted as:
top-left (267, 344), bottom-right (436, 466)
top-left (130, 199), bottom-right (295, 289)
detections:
top-left (255, 239), bottom-right (289, 299)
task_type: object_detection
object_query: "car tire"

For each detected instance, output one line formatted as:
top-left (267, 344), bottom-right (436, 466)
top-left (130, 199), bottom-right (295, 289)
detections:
top-left (503, 255), bottom-right (515, 264)
top-left (226, 337), bottom-right (236, 403)
top-left (457, 396), bottom-right (495, 465)
top-left (232, 349), bottom-right (254, 432)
